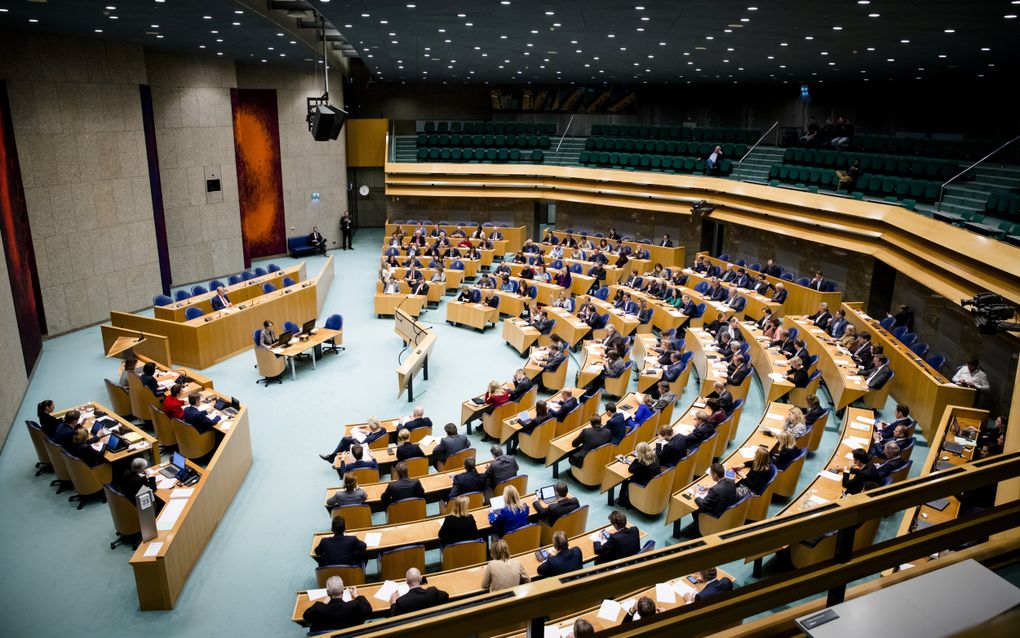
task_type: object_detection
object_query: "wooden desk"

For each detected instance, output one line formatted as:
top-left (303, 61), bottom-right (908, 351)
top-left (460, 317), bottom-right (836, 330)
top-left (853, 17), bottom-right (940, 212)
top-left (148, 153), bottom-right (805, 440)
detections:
top-left (272, 329), bottom-right (341, 380)
top-left (545, 306), bottom-right (591, 347)
top-left (55, 402), bottom-right (160, 465)
top-left (589, 298), bottom-right (641, 336)
top-left (374, 291), bottom-right (428, 318)
top-left (326, 460), bottom-right (495, 512)
top-left (608, 282), bottom-right (690, 334)
top-left (550, 230), bottom-right (686, 267)
top-left (666, 402), bottom-right (793, 524)
top-left (631, 333), bottom-right (666, 393)
top-left (506, 262), bottom-right (593, 297)
top-left (385, 222), bottom-right (525, 254)
top-left (493, 289), bottom-right (528, 317)
top-left (559, 257), bottom-right (625, 287)
top-left (130, 393), bottom-right (253, 610)
top-left (788, 316), bottom-right (871, 411)
top-left (154, 264), bottom-right (304, 322)
top-left (738, 321), bottom-right (795, 404)
top-left (685, 327), bottom-right (729, 397)
top-left (387, 267), bottom-right (458, 302)
top-left (842, 302), bottom-right (976, 439)
top-left (684, 269), bottom-right (784, 321)
top-left (698, 253), bottom-right (842, 317)
top-left (109, 257), bottom-right (334, 369)
top-left (544, 393), bottom-right (642, 471)
top-left (447, 300), bottom-right (499, 331)
top-left (503, 317), bottom-right (542, 355)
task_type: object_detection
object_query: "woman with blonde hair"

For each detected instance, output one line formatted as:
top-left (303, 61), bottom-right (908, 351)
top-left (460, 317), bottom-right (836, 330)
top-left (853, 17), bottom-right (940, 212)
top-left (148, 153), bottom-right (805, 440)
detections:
top-left (481, 538), bottom-right (530, 592)
top-left (772, 431), bottom-right (802, 471)
top-left (783, 407), bottom-right (808, 439)
top-left (838, 324), bottom-right (858, 349)
top-left (734, 446), bottom-right (775, 495)
top-left (438, 496), bottom-right (480, 546)
top-left (619, 441), bottom-right (662, 508)
top-left (484, 380), bottom-right (509, 408)
top-left (488, 485), bottom-right (529, 537)
top-left (320, 416), bottom-right (388, 464)
top-left (395, 428), bottom-right (425, 461)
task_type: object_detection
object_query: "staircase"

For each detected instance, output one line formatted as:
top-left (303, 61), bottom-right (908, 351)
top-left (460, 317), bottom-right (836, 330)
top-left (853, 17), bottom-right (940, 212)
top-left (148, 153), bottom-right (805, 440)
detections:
top-left (732, 145), bottom-right (785, 183)
top-left (920, 164), bottom-right (1020, 220)
top-left (544, 136), bottom-right (586, 166)
top-left (394, 135), bottom-right (418, 162)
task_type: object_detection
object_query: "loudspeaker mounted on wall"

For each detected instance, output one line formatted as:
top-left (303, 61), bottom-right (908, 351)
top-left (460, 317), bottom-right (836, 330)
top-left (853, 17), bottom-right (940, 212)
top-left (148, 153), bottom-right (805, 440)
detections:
top-left (309, 104), bottom-right (348, 141)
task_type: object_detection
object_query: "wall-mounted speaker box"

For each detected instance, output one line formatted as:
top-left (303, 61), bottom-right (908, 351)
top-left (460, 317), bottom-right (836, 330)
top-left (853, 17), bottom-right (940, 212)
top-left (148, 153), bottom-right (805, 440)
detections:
top-left (310, 105), bottom-right (348, 141)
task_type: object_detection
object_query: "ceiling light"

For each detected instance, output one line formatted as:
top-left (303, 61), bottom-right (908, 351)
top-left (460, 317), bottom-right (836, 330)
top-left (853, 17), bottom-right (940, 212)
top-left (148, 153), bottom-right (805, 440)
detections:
top-left (748, 6), bottom-right (758, 10)
top-left (361, 13), bottom-right (369, 17)
top-left (215, 38), bottom-right (222, 42)
top-left (981, 47), bottom-right (991, 51)
top-left (457, 13), bottom-right (466, 17)
top-left (804, 36), bottom-right (814, 40)
top-left (869, 13), bottom-right (880, 18)
top-left (780, 42), bottom-right (788, 46)
top-left (203, 16), bottom-right (211, 20)
top-left (232, 22), bottom-right (240, 26)
top-left (545, 11), bottom-right (555, 15)
top-left (500, 35), bottom-right (507, 39)
top-left (832, 26), bottom-right (843, 30)
top-left (636, 27), bottom-right (645, 31)
top-left (437, 28), bottom-right (445, 32)
top-left (900, 39), bottom-right (910, 43)
top-left (150, 24), bottom-right (159, 28)
top-left (235, 10), bottom-right (243, 14)
top-left (659, 42), bottom-right (666, 46)
top-left (501, 1), bottom-right (510, 4)
top-left (199, 45), bottom-right (206, 49)
top-left (406, 3), bottom-right (416, 7)
top-left (94, 28), bottom-right (102, 33)
top-left (466, 22), bottom-right (473, 26)
top-left (866, 47), bottom-right (875, 51)
top-left (706, 36), bottom-right (714, 40)
top-left (858, 0), bottom-right (869, 3)
top-left (530, 29), bottom-right (538, 34)
top-left (109, 15), bottom-right (118, 20)
top-left (1005, 14), bottom-right (1018, 19)
top-left (607, 34), bottom-right (615, 38)
top-left (740, 18), bottom-right (750, 22)
top-left (640, 16), bottom-right (650, 21)
top-left (886, 58), bottom-right (894, 62)
top-left (105, 5), bottom-right (116, 9)
top-left (635, 5), bottom-right (645, 9)
top-left (944, 28), bottom-right (955, 33)
top-left (820, 51), bottom-right (828, 55)
top-left (217, 52), bottom-right (223, 56)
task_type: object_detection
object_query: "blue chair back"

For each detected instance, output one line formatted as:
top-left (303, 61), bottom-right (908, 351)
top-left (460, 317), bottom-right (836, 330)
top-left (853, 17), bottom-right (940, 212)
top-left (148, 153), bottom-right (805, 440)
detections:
top-left (470, 289), bottom-right (481, 303)
top-left (209, 279), bottom-right (225, 290)
top-left (735, 259), bottom-right (746, 267)
top-left (594, 313), bottom-right (609, 329)
top-left (174, 290), bottom-right (190, 301)
top-left (718, 253), bottom-right (730, 262)
top-left (891, 326), bottom-right (907, 339)
top-left (526, 286), bottom-right (537, 299)
top-left (569, 263), bottom-right (582, 274)
top-left (283, 277), bottom-right (296, 287)
top-left (910, 342), bottom-right (929, 357)
top-left (731, 398), bottom-right (745, 413)
top-left (450, 260), bottom-right (465, 270)
top-left (228, 274), bottom-right (243, 285)
top-left (594, 287), bottom-right (609, 301)
top-left (749, 262), bottom-right (761, 272)
top-left (880, 317), bottom-right (896, 330)
top-left (821, 280), bottom-right (837, 292)
top-left (563, 298), bottom-right (576, 312)
top-left (185, 307), bottom-right (203, 320)
top-left (385, 247), bottom-right (399, 256)
top-left (254, 267), bottom-right (268, 277)
top-left (191, 285), bottom-right (207, 296)
top-left (551, 259), bottom-right (563, 269)
top-left (241, 271), bottom-right (255, 281)
top-left (632, 277), bottom-right (643, 288)
top-left (528, 256), bottom-right (539, 265)
top-left (325, 314), bottom-right (343, 330)
top-left (680, 351), bottom-right (694, 367)
top-left (621, 245), bottom-right (633, 255)
top-left (781, 273), bottom-right (794, 281)
top-left (787, 327), bottom-right (798, 339)
top-left (807, 369), bottom-right (821, 384)
top-left (732, 296), bottom-right (746, 312)
top-left (594, 232), bottom-right (604, 238)
top-left (267, 264), bottom-right (281, 273)
top-left (694, 282), bottom-right (709, 294)
top-left (796, 277), bottom-right (810, 286)
top-left (707, 264), bottom-right (722, 277)
top-left (639, 540), bottom-right (656, 553)
top-left (807, 354), bottom-right (819, 369)
top-left (638, 249), bottom-right (650, 259)
top-left (284, 321), bottom-right (300, 333)
top-left (263, 283), bottom-right (277, 293)
top-left (926, 353), bottom-right (945, 369)
top-left (695, 303), bottom-right (706, 318)
top-left (899, 332), bottom-right (916, 348)
top-left (253, 329), bottom-right (262, 345)
top-left (153, 294), bottom-right (173, 307)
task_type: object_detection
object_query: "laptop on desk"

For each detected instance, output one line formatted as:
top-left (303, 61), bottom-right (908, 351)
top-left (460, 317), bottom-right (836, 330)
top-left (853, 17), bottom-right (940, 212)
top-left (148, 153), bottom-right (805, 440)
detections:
top-left (159, 452), bottom-right (188, 479)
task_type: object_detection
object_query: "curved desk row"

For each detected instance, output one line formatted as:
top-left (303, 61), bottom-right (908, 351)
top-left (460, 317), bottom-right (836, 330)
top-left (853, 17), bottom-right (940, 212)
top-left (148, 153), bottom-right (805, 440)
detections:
top-left (384, 222), bottom-right (526, 254)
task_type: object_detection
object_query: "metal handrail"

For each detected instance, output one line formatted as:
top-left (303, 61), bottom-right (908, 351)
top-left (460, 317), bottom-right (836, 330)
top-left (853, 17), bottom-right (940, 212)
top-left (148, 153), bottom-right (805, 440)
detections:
top-left (937, 132), bottom-right (1020, 211)
top-left (555, 115), bottom-right (575, 154)
top-left (736, 120), bottom-right (779, 181)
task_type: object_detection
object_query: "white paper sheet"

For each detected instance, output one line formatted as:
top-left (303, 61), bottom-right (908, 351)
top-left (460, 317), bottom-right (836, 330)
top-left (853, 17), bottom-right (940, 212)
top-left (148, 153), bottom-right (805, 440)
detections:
top-left (419, 435), bottom-right (436, 447)
top-left (219, 420), bottom-right (232, 431)
top-left (143, 542), bottom-right (163, 557)
top-left (170, 488), bottom-right (194, 499)
top-left (373, 580), bottom-right (409, 602)
top-left (596, 599), bottom-right (623, 622)
top-left (672, 578), bottom-right (697, 598)
top-left (849, 422), bottom-right (871, 431)
top-left (768, 372), bottom-right (787, 381)
top-left (655, 582), bottom-right (677, 604)
top-left (855, 415), bottom-right (875, 424)
top-left (307, 588), bottom-right (329, 601)
top-left (589, 529), bottom-right (608, 543)
top-left (156, 476), bottom-right (177, 490)
top-left (156, 498), bottom-right (187, 530)
top-left (364, 532), bottom-right (383, 548)
top-left (818, 470), bottom-right (843, 481)
top-left (738, 447), bottom-right (756, 460)
top-left (765, 413), bottom-right (784, 420)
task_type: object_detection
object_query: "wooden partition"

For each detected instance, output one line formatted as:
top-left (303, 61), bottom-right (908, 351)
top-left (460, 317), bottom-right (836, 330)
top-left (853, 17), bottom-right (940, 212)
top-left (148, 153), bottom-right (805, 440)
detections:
top-left (698, 253), bottom-right (841, 317)
top-left (385, 221), bottom-right (527, 253)
top-left (550, 229), bottom-right (685, 267)
top-left (100, 325), bottom-right (173, 367)
top-left (154, 264), bottom-right (305, 322)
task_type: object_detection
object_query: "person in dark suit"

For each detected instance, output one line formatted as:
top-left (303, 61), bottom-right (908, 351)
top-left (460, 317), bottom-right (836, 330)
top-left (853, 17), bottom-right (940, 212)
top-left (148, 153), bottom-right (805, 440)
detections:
top-left (708, 279), bottom-right (729, 302)
top-left (36, 400), bottom-right (61, 438)
top-left (681, 567), bottom-right (734, 603)
top-left (139, 362), bottom-right (164, 397)
top-left (393, 428), bottom-right (425, 462)
top-left (539, 342), bottom-right (568, 378)
top-left (303, 575), bottom-right (371, 633)
top-left (660, 233), bottom-right (673, 247)
top-left (772, 432), bottom-right (802, 471)
top-left (603, 402), bottom-right (630, 445)
top-left (875, 442), bottom-right (908, 479)
top-left (785, 357), bottom-right (810, 388)
top-left (448, 458), bottom-right (488, 499)
top-left (828, 309), bottom-right (849, 338)
top-left (593, 510), bottom-right (641, 565)
top-left (390, 568), bottom-right (450, 616)
top-left (835, 448), bottom-right (880, 495)
top-left (618, 442), bottom-right (662, 508)
top-left (53, 410), bottom-right (80, 449)
top-left (118, 458), bottom-right (156, 496)
top-left (530, 308), bottom-right (555, 335)
top-left (338, 444), bottom-right (379, 478)
top-left (726, 355), bottom-right (751, 387)
top-left (656, 424), bottom-right (689, 468)
top-left (869, 425), bottom-right (912, 460)
top-left (534, 481), bottom-right (579, 525)
top-left (182, 392), bottom-right (221, 433)
top-left (788, 339), bottom-right (810, 365)
top-left (803, 394), bottom-right (826, 427)
top-left (877, 404), bottom-right (912, 440)
top-left (209, 286), bottom-right (232, 311)
top-left (314, 516), bottom-right (367, 566)
top-left (321, 417), bottom-right (388, 464)
top-left (771, 283), bottom-right (788, 304)
top-left (661, 351), bottom-right (687, 385)
top-left (685, 463), bottom-right (738, 537)
top-left (507, 369), bottom-right (533, 402)
top-left (537, 531), bottom-right (583, 577)
top-left (684, 411), bottom-right (715, 448)
top-left (850, 333), bottom-right (873, 365)
top-left (549, 389), bottom-right (579, 420)
top-left (433, 422), bottom-right (469, 467)
top-left (69, 428), bottom-right (105, 467)
top-left (380, 462), bottom-right (425, 507)
top-left (306, 225), bottom-right (327, 255)
top-left (753, 274), bottom-right (772, 296)
top-left (438, 495), bottom-right (481, 546)
top-left (734, 447), bottom-right (775, 495)
top-left (484, 446), bottom-right (519, 490)
top-left (706, 381), bottom-right (734, 414)
top-left (807, 270), bottom-right (826, 291)
top-left (761, 259), bottom-right (782, 278)
top-left (865, 355), bottom-right (892, 390)
top-left (569, 416), bottom-right (613, 468)
top-left (601, 324), bottom-right (627, 352)
top-left (809, 303), bottom-right (832, 329)
top-left (402, 406), bottom-right (433, 433)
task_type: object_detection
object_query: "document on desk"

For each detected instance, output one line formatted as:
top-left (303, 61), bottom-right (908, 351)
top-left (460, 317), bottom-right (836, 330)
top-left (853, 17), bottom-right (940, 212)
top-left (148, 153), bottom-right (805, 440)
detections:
top-left (672, 578), bottom-right (697, 598)
top-left (849, 421), bottom-right (871, 431)
top-left (843, 436), bottom-right (869, 450)
top-left (156, 476), bottom-right (178, 490)
top-left (768, 372), bottom-right (788, 381)
top-left (596, 599), bottom-right (623, 622)
top-left (143, 542), bottom-right (163, 557)
top-left (739, 447), bottom-right (757, 460)
top-left (363, 532), bottom-right (383, 548)
top-left (765, 413), bottom-right (785, 421)
top-left (219, 420), bottom-right (232, 431)
top-left (170, 488), bottom-right (194, 499)
top-left (589, 530), bottom-right (607, 543)
top-left (374, 580), bottom-right (410, 603)
top-left (156, 499), bottom-right (187, 530)
top-left (655, 582), bottom-right (677, 604)
top-left (818, 470), bottom-right (843, 482)
top-left (418, 435), bottom-right (436, 447)
top-left (855, 415), bottom-right (875, 425)
top-left (307, 588), bottom-right (329, 601)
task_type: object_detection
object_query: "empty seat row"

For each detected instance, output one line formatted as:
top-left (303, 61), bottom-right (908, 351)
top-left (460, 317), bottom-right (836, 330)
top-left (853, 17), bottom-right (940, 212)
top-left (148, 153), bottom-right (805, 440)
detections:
top-left (770, 165), bottom-right (941, 201)
top-left (986, 192), bottom-right (1020, 219)
top-left (422, 121), bottom-right (556, 135)
top-left (417, 147), bottom-right (544, 164)
top-left (849, 134), bottom-right (1017, 162)
top-left (153, 264), bottom-right (283, 307)
top-left (585, 137), bottom-right (748, 158)
top-left (782, 148), bottom-right (959, 180)
top-left (417, 133), bottom-right (551, 150)
top-left (579, 151), bottom-right (733, 176)
top-left (589, 124), bottom-right (760, 143)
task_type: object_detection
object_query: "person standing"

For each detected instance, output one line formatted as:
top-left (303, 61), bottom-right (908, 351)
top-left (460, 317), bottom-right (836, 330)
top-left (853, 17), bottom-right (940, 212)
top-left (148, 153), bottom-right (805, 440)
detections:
top-left (340, 210), bottom-right (354, 250)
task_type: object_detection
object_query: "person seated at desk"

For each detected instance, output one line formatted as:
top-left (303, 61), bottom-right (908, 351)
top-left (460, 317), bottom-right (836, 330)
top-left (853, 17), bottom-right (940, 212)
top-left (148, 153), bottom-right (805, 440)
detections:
top-left (401, 406), bottom-right (433, 433)
top-left (726, 354), bottom-right (752, 387)
top-left (769, 282), bottom-right (787, 304)
top-left (537, 531), bottom-right (583, 578)
top-left (628, 395), bottom-right (656, 430)
top-left (162, 383), bottom-right (185, 420)
top-left (210, 286), bottom-right (232, 311)
top-left (37, 399), bottom-right (61, 438)
top-left (771, 432), bottom-right (802, 471)
top-left (787, 338), bottom-right (810, 365)
top-left (751, 272), bottom-right (772, 296)
top-left (117, 357), bottom-right (141, 391)
top-left (569, 246), bottom-right (587, 260)
top-left (803, 394), bottom-right (826, 427)
top-left (833, 448), bottom-right (880, 495)
top-left (732, 446), bottom-right (775, 496)
top-left (430, 265), bottom-right (447, 287)
top-left (380, 461), bottom-right (425, 507)
top-left (482, 380), bottom-right (510, 411)
top-left (338, 443), bottom-right (378, 477)
top-left (485, 445), bottom-right (519, 490)
top-left (636, 299), bottom-right (654, 325)
top-left (450, 227), bottom-right (467, 239)
top-left (482, 538), bottom-right (531, 592)
top-left (182, 392), bottom-right (220, 433)
top-left (534, 481), bottom-right (579, 526)
top-left (681, 568), bottom-right (734, 603)
top-left (554, 268), bottom-right (572, 290)
top-left (863, 355), bottom-right (892, 390)
top-left (488, 485), bottom-right (530, 538)
top-left (118, 457), bottom-right (156, 496)
top-left (529, 307), bottom-right (555, 335)
top-left (586, 350), bottom-right (627, 393)
top-left (733, 268), bottom-right (753, 289)
top-left (623, 269), bottom-right (641, 288)
top-left (552, 291), bottom-right (573, 311)
top-left (320, 417), bottom-right (387, 464)
top-left (806, 270), bottom-right (827, 292)
top-left (455, 286), bottom-right (473, 303)
top-left (849, 332), bottom-right (874, 364)
top-left (539, 342), bottom-right (569, 378)
top-left (652, 381), bottom-right (677, 411)
top-left (511, 250), bottom-right (527, 264)
top-left (706, 381), bottom-right (734, 415)
top-left (303, 575), bottom-right (371, 633)
top-left (622, 597), bottom-right (661, 623)
top-left (772, 407), bottom-right (807, 439)
top-left (522, 239), bottom-right (542, 254)
top-left (541, 228), bottom-right (558, 244)
top-left (828, 309), bottom-right (849, 338)
top-left (390, 568), bottom-right (449, 616)
top-left (68, 428), bottom-right (105, 467)
top-left (408, 278), bottom-right (429, 297)
top-left (448, 457), bottom-right (488, 500)
top-left (588, 263), bottom-right (607, 294)
top-left (682, 463), bottom-right (738, 538)
top-left (594, 510), bottom-right (640, 565)
top-left (706, 277), bottom-right (729, 302)
top-left (785, 357), bottom-right (810, 389)
top-left (576, 296), bottom-right (597, 325)
top-left (433, 422), bottom-right (469, 467)
top-left (869, 424), bottom-right (911, 460)
top-left (138, 362), bottom-right (164, 397)
top-left (314, 516), bottom-right (367, 566)
top-left (394, 429), bottom-right (425, 462)
top-left (464, 244), bottom-right (481, 260)
top-left (614, 249), bottom-right (629, 269)
top-left (618, 442), bottom-right (662, 508)
top-left (549, 244), bottom-right (564, 260)
top-left (53, 410), bottom-right (80, 449)
top-left (692, 255), bottom-right (710, 273)
top-left (507, 369), bottom-right (533, 402)
top-left (711, 315), bottom-right (743, 343)
top-left (404, 264), bottom-right (424, 284)
top-left (326, 474), bottom-right (367, 509)
top-left (952, 358), bottom-right (991, 392)
top-left (761, 316), bottom-right (781, 340)
top-left (808, 302), bottom-right (832, 328)
top-left (259, 320), bottom-right (278, 348)
top-left (602, 402), bottom-right (630, 446)
top-left (770, 328), bottom-right (796, 357)
top-left (549, 389), bottom-right (579, 420)
top-left (888, 303), bottom-right (914, 331)
top-left (438, 496), bottom-right (480, 546)
top-left (600, 324), bottom-right (626, 351)
top-left (876, 404), bottom-right (913, 439)
top-left (493, 261), bottom-right (512, 277)
top-left (875, 442), bottom-right (907, 479)
top-left (569, 416), bottom-right (613, 468)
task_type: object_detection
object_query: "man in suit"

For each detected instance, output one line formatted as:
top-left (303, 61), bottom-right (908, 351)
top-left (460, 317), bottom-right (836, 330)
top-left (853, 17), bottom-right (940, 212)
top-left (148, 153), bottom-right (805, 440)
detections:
top-left (138, 362), bottom-right (164, 397)
top-left (314, 516), bottom-right (368, 566)
top-left (875, 442), bottom-right (908, 479)
top-left (708, 278), bottom-right (729, 302)
top-left (539, 342), bottom-right (568, 378)
top-left (652, 381), bottom-right (677, 411)
top-left (409, 278), bottom-right (429, 297)
top-left (603, 402), bottom-right (630, 445)
top-left (537, 531), bottom-right (583, 577)
top-left (380, 462), bottom-right (425, 507)
top-left (658, 233), bottom-right (673, 247)
top-left (877, 404), bottom-right (913, 440)
top-left (390, 568), bottom-right (450, 616)
top-left (401, 406), bottom-right (433, 433)
top-left (681, 567), bottom-right (734, 603)
top-left (530, 308), bottom-right (555, 335)
top-left (593, 510), bottom-right (641, 565)
top-left (210, 286), bottom-right (232, 311)
top-left (118, 457), bottom-right (156, 497)
top-left (684, 411), bottom-right (715, 447)
top-left (677, 294), bottom-right (699, 332)
top-left (761, 259), bottom-right (782, 278)
top-left (534, 481), bottom-right (580, 525)
top-left (706, 381), bottom-right (734, 414)
top-left (53, 411), bottom-right (80, 449)
top-left (785, 357), bottom-right (810, 388)
top-left (549, 389), bottom-right (579, 420)
top-left (726, 355), bottom-right (751, 387)
top-left (507, 369), bottom-right (533, 402)
top-left (720, 265), bottom-right (738, 283)
top-left (692, 255), bottom-right (710, 273)
top-left (433, 423), bottom-right (469, 467)
top-left (836, 448), bottom-right (880, 494)
top-left (685, 463), bottom-right (738, 537)
top-left (303, 575), bottom-right (372, 633)
top-left (656, 424), bottom-right (689, 468)
top-left (865, 355), bottom-right (892, 389)
top-left (661, 351), bottom-right (686, 384)
top-left (809, 302), bottom-right (832, 329)
top-left (569, 416), bottom-right (613, 467)
top-left (807, 270), bottom-right (826, 291)
top-left (828, 309), bottom-right (849, 338)
top-left (733, 268), bottom-right (753, 289)
top-left (484, 446), bottom-right (519, 490)
top-left (870, 424), bottom-right (912, 459)
top-left (716, 316), bottom-right (742, 345)
top-left (636, 300), bottom-right (654, 325)
top-left (789, 339), bottom-right (810, 365)
top-left (183, 392), bottom-right (221, 433)
top-left (601, 325), bottom-right (627, 352)
top-left (752, 273), bottom-right (772, 296)
top-left (448, 457), bottom-right (487, 499)
top-left (307, 225), bottom-right (327, 255)
top-left (338, 444), bottom-right (378, 478)
top-left (771, 282), bottom-right (788, 304)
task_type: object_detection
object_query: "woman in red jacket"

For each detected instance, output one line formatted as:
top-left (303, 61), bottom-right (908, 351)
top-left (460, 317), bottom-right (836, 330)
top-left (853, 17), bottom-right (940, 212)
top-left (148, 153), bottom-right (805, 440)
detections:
top-left (484, 380), bottom-right (510, 407)
top-left (162, 383), bottom-right (185, 419)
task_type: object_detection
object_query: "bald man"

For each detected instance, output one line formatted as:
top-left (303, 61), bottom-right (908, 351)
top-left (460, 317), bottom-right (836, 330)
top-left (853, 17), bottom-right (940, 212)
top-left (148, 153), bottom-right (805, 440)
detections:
top-left (390, 567), bottom-right (449, 616)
